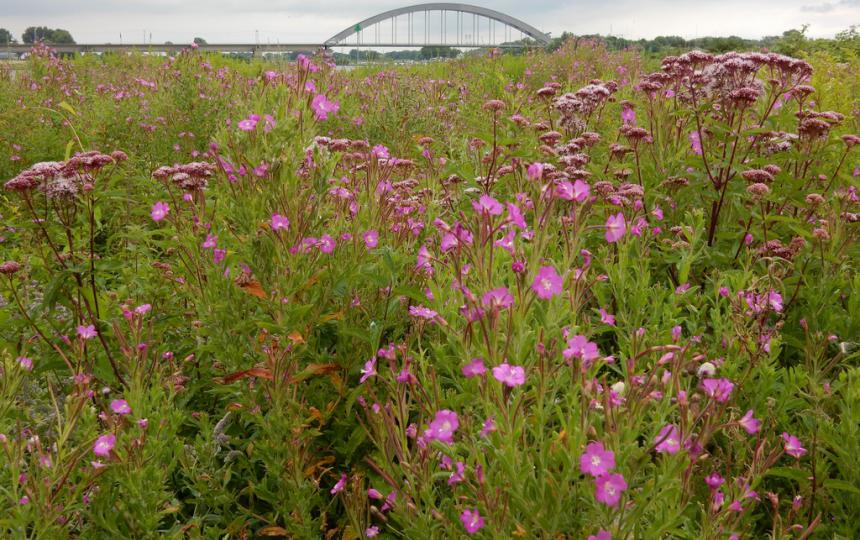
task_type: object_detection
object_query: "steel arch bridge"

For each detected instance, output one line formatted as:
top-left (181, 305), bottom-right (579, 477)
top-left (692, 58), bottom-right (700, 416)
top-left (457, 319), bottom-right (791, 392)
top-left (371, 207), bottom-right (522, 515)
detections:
top-left (324, 3), bottom-right (550, 49)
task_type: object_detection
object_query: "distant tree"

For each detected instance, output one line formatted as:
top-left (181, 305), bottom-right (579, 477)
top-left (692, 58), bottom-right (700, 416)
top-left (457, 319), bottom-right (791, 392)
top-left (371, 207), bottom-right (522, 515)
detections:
top-left (193, 37), bottom-right (208, 45)
top-left (51, 29), bottom-right (75, 44)
top-left (420, 46), bottom-right (460, 59)
top-left (0, 28), bottom-right (15, 44)
top-left (772, 26), bottom-right (809, 56)
top-left (22, 26), bottom-right (75, 44)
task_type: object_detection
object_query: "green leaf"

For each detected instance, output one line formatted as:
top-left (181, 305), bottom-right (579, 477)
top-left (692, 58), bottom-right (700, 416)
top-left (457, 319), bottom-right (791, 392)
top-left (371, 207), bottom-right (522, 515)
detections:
top-left (58, 100), bottom-right (78, 117)
top-left (824, 479), bottom-right (860, 496)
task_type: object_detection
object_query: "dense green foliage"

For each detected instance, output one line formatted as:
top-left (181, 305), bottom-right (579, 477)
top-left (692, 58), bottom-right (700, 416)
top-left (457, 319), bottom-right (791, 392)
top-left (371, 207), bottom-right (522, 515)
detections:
top-left (0, 39), bottom-right (858, 539)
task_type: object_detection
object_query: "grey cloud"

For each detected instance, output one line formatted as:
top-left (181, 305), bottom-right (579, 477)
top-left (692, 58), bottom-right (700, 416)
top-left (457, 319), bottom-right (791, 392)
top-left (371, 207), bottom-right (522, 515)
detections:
top-left (800, 0), bottom-right (860, 12)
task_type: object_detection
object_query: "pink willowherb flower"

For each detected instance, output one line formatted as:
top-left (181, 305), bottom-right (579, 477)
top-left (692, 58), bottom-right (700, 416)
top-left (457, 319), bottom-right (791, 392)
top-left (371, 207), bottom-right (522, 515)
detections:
top-left (93, 433), bottom-right (116, 457)
top-left (594, 473), bottom-right (628, 507)
top-left (318, 234), bottom-right (336, 254)
top-left (655, 424), bottom-right (681, 454)
top-left (705, 472), bottom-right (724, 490)
top-left (604, 213), bottom-right (626, 243)
top-left (110, 399), bottom-right (132, 415)
top-left (424, 409), bottom-right (459, 444)
top-left (150, 201), bottom-right (169, 222)
top-left (472, 194), bottom-right (504, 216)
top-left (409, 305), bottom-right (438, 319)
top-left (482, 287), bottom-right (514, 310)
top-left (738, 410), bottom-right (761, 434)
top-left (462, 358), bottom-right (487, 378)
top-left (599, 308), bottom-right (616, 326)
top-left (527, 162), bottom-right (545, 181)
top-left (621, 104), bottom-right (636, 125)
top-left (237, 117), bottom-right (257, 131)
top-left (359, 358), bottom-right (376, 383)
top-left (532, 266), bottom-right (563, 299)
top-left (563, 335), bottom-right (600, 363)
top-left (365, 526), bottom-right (379, 537)
top-left (416, 245), bottom-right (433, 276)
top-left (77, 325), bottom-right (98, 340)
top-left (782, 432), bottom-right (807, 458)
top-left (311, 94), bottom-right (340, 120)
top-left (271, 213), bottom-right (290, 231)
top-left (701, 378), bottom-right (734, 402)
top-left (507, 202), bottom-right (526, 229)
top-left (492, 362), bottom-right (525, 387)
top-left (580, 441), bottom-right (616, 477)
top-left (689, 131), bottom-right (703, 155)
top-left (460, 508), bottom-right (485, 535)
top-left (17, 356), bottom-right (33, 371)
top-left (480, 416), bottom-right (496, 437)
top-left (330, 473), bottom-right (347, 495)
top-left (588, 530), bottom-right (612, 540)
top-left (363, 230), bottom-right (379, 249)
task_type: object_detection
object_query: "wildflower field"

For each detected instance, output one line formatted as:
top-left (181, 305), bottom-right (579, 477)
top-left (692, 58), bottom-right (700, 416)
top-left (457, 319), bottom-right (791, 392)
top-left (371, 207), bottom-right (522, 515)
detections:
top-left (0, 40), bottom-right (858, 539)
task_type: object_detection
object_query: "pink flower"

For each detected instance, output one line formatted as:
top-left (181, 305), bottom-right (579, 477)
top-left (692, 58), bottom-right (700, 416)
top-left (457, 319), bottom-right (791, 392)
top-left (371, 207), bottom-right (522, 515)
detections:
top-left (594, 473), bottom-right (628, 507)
top-left (492, 362), bottom-right (525, 387)
top-left (655, 424), bottom-right (681, 454)
top-left (409, 305), bottom-right (438, 319)
top-left (424, 409), bottom-right (459, 444)
top-left (371, 144), bottom-right (390, 159)
top-left (599, 308), bottom-right (616, 326)
top-left (365, 526), bottom-right (379, 537)
top-left (621, 105), bottom-right (636, 125)
top-left (701, 378), bottom-right (734, 402)
top-left (588, 530), bottom-right (612, 540)
top-left (237, 118), bottom-right (257, 131)
top-left (213, 249), bottom-right (226, 264)
top-left (527, 162), bottom-right (545, 181)
top-left (110, 399), bottom-right (131, 415)
top-left (360, 358), bottom-right (376, 383)
top-left (738, 410), bottom-right (761, 434)
top-left (460, 508), bottom-right (485, 535)
top-left (17, 356), bottom-right (33, 371)
top-left (462, 358), bottom-right (487, 378)
top-left (571, 180), bottom-right (590, 202)
top-left (705, 472), bottom-right (724, 490)
top-left (580, 441), bottom-right (616, 477)
top-left (563, 335), bottom-right (600, 363)
top-left (311, 94), bottom-right (340, 120)
top-left (481, 287), bottom-right (514, 310)
top-left (689, 130), bottom-right (703, 155)
top-left (472, 194), bottom-right (503, 216)
top-left (532, 266), bottom-right (563, 299)
top-left (555, 181), bottom-right (577, 201)
top-left (330, 473), bottom-right (347, 495)
top-left (506, 203), bottom-right (526, 229)
top-left (150, 201), bottom-right (169, 222)
top-left (604, 213), bottom-right (626, 243)
top-left (448, 461), bottom-right (465, 485)
top-left (416, 245), bottom-right (433, 276)
top-left (480, 416), bottom-right (496, 437)
top-left (77, 325), bottom-right (98, 340)
top-left (363, 230), bottom-right (379, 249)
top-left (93, 433), bottom-right (115, 457)
top-left (781, 432), bottom-right (807, 458)
top-left (202, 234), bottom-right (217, 249)
top-left (767, 290), bottom-right (783, 312)
top-left (318, 234), bottom-right (336, 254)
top-left (272, 213), bottom-right (290, 231)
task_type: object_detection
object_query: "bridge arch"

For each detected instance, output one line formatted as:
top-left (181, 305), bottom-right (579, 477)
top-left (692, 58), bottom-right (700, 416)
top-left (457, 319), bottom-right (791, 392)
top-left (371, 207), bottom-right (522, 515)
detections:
top-left (324, 3), bottom-right (550, 47)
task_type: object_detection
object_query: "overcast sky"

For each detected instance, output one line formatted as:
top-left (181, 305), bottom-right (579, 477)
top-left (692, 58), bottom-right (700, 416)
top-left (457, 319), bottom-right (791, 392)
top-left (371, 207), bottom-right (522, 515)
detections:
top-left (2, 0), bottom-right (858, 45)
